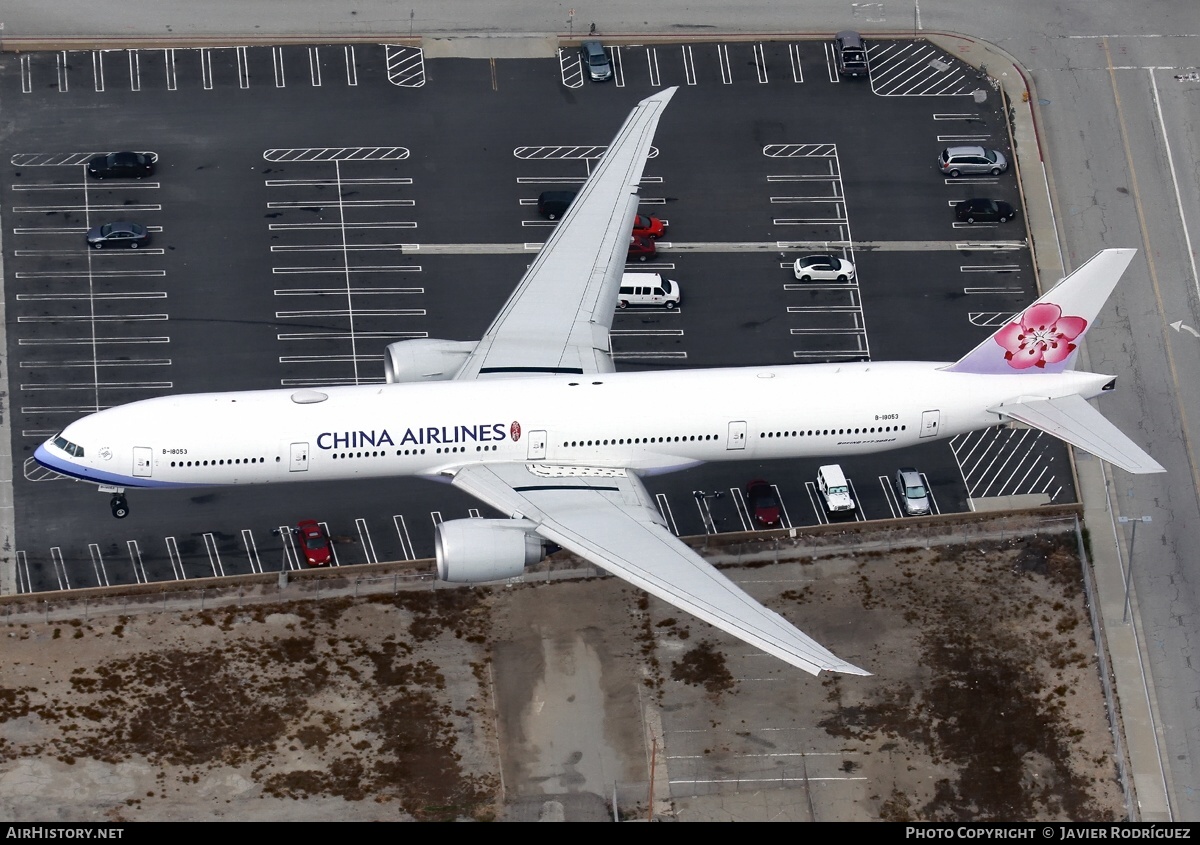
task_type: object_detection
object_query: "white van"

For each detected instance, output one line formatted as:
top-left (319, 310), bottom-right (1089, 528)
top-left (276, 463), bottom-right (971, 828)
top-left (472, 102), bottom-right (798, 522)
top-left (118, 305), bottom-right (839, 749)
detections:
top-left (618, 273), bottom-right (680, 310)
top-left (817, 464), bottom-right (855, 512)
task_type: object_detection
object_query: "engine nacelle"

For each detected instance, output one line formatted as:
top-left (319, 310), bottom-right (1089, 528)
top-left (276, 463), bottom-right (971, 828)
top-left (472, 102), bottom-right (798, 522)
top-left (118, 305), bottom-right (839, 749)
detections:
top-left (384, 339), bottom-right (476, 383)
top-left (435, 518), bottom-right (548, 583)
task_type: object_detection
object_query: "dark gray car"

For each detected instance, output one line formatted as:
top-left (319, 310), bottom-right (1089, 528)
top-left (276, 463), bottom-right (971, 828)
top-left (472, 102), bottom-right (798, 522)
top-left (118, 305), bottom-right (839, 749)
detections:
top-left (579, 40), bottom-right (612, 82)
top-left (86, 221), bottom-right (149, 249)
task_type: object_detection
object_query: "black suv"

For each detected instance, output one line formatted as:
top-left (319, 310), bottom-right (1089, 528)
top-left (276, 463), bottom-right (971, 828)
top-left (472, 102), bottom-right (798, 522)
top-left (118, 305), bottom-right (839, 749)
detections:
top-left (835, 31), bottom-right (868, 78)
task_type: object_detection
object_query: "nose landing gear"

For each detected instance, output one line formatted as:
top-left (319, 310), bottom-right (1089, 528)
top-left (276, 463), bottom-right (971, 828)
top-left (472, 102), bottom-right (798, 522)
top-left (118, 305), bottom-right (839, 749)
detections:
top-left (110, 494), bottom-right (129, 519)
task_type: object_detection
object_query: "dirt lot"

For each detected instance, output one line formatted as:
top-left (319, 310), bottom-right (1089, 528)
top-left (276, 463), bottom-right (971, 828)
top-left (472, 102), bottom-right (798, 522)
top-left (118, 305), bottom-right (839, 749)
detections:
top-left (0, 515), bottom-right (1126, 821)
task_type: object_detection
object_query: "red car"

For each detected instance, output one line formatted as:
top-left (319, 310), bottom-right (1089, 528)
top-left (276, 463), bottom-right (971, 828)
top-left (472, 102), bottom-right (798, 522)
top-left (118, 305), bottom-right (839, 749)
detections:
top-left (746, 479), bottom-right (782, 528)
top-left (632, 214), bottom-right (666, 239)
top-left (628, 235), bottom-right (656, 262)
top-left (296, 519), bottom-right (333, 567)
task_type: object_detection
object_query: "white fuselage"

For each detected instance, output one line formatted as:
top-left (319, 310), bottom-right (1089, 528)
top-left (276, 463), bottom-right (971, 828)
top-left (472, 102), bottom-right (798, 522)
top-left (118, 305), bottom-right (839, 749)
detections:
top-left (37, 361), bottom-right (1114, 491)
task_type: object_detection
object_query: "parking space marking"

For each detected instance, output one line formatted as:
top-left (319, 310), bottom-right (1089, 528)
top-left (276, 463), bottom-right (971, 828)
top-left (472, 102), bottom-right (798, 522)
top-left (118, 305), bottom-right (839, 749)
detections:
top-left (271, 46), bottom-right (286, 87)
top-left (127, 540), bottom-right (148, 583)
top-left (384, 45), bottom-right (426, 87)
top-left (729, 486), bottom-right (752, 531)
top-left (241, 529), bottom-right (264, 574)
top-left (15, 551), bottom-right (31, 593)
top-left (355, 518), bottom-right (378, 564)
top-left (937, 134), bottom-right (991, 142)
top-left (55, 51), bottom-right (69, 92)
top-left (558, 48), bottom-right (585, 89)
top-left (87, 543), bottom-right (108, 587)
top-left (878, 476), bottom-right (904, 518)
top-left (609, 44), bottom-right (626, 87)
top-left (692, 491), bottom-right (723, 534)
top-left (164, 537), bottom-right (185, 579)
top-left (50, 547), bottom-right (70, 591)
top-left (90, 52), bottom-right (105, 93)
top-left (264, 147), bottom-right (410, 163)
top-left (278, 527), bottom-right (303, 571)
top-left (19, 55), bottom-right (32, 94)
top-left (200, 48), bottom-right (214, 90)
top-left (317, 520), bottom-right (340, 566)
top-left (961, 268), bottom-right (1022, 276)
top-left (787, 44), bottom-right (804, 83)
top-left (236, 46), bottom-right (250, 89)
top-left (752, 43), bottom-right (769, 83)
top-left (952, 427), bottom-right (1064, 503)
top-left (391, 515), bottom-right (416, 560)
top-left (655, 493), bottom-right (681, 536)
top-left (202, 533), bottom-right (225, 577)
top-left (306, 47), bottom-right (323, 87)
top-left (717, 44), bottom-right (733, 84)
top-left (272, 264), bottom-right (420, 275)
top-left (681, 45), bottom-right (698, 86)
top-left (274, 286), bottom-right (422, 296)
top-left (164, 48), bottom-right (178, 90)
top-left (640, 47), bottom-right (663, 88)
top-left (823, 41), bottom-right (840, 82)
top-left (867, 41), bottom-right (980, 96)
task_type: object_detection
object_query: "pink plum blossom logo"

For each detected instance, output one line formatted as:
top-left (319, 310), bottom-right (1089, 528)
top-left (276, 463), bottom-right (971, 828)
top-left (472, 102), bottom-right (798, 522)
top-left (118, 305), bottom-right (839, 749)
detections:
top-left (510, 421), bottom-right (522, 442)
top-left (994, 302), bottom-right (1087, 370)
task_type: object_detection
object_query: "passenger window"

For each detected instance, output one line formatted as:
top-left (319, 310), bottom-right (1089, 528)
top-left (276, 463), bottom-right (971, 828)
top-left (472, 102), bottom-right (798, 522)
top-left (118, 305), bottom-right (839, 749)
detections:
top-left (653, 288), bottom-right (664, 296)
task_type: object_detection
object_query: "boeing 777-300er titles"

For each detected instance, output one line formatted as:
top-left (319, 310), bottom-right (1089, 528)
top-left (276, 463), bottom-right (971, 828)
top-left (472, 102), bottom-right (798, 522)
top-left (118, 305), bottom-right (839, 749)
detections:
top-left (35, 87), bottom-right (1163, 677)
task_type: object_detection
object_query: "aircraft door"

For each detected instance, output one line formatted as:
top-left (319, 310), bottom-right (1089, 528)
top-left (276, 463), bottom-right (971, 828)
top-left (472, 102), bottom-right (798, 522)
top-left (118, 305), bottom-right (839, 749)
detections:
top-left (527, 430), bottom-right (547, 460)
top-left (289, 442), bottom-right (310, 472)
top-left (133, 447), bottom-right (153, 477)
top-left (920, 410), bottom-right (941, 439)
top-left (726, 420), bottom-right (747, 450)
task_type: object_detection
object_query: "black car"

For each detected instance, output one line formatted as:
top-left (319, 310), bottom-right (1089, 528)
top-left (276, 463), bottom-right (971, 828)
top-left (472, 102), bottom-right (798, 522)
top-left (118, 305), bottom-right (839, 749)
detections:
top-left (955, 198), bottom-right (1016, 223)
top-left (537, 190), bottom-right (576, 220)
top-left (87, 151), bottom-right (156, 179)
top-left (86, 221), bottom-right (150, 249)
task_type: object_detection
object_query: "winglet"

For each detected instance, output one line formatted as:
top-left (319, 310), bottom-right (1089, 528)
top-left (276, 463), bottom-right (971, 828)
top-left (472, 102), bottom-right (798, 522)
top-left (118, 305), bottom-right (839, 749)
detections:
top-left (946, 249), bottom-right (1136, 374)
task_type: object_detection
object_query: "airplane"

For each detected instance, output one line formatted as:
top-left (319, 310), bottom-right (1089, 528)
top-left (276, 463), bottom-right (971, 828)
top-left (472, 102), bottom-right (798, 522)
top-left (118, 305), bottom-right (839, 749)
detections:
top-left (33, 86), bottom-right (1163, 678)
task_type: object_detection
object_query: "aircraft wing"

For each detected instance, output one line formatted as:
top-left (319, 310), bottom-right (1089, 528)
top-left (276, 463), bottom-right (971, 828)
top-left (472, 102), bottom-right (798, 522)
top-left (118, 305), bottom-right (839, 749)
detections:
top-left (449, 461), bottom-right (870, 676)
top-left (454, 88), bottom-right (677, 381)
top-left (991, 393), bottom-right (1165, 474)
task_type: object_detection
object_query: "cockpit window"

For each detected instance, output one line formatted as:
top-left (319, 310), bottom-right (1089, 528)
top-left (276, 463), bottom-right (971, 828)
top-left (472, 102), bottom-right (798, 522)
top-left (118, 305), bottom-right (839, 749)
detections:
top-left (53, 435), bottom-right (84, 458)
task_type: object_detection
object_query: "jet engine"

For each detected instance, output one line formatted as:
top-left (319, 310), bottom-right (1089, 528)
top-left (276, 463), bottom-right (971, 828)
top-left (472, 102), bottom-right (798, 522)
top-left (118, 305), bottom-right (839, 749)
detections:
top-left (384, 339), bottom-right (477, 383)
top-left (435, 518), bottom-right (549, 583)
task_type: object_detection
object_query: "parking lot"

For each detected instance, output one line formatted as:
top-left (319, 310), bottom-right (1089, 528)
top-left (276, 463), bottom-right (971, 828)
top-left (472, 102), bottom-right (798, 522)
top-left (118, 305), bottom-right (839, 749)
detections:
top-left (0, 37), bottom-right (1060, 594)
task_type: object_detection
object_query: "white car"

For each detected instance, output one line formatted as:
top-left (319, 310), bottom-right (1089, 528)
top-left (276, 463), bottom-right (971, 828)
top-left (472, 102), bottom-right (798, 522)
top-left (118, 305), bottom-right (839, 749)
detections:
top-left (793, 254), bottom-right (856, 282)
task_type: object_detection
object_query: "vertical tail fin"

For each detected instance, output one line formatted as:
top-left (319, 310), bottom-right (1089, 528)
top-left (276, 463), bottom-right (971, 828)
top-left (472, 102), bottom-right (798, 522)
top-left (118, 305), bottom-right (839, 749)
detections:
top-left (946, 249), bottom-right (1136, 374)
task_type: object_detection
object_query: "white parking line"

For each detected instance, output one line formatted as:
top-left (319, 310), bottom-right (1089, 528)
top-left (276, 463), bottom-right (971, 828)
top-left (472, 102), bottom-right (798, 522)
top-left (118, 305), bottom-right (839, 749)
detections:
top-left (202, 533), bottom-right (225, 577)
top-left (242, 529), bottom-right (263, 574)
top-left (355, 517), bottom-right (377, 564)
top-left (127, 539), bottom-right (148, 584)
top-left (392, 515), bottom-right (416, 560)
top-left (88, 543), bottom-right (108, 587)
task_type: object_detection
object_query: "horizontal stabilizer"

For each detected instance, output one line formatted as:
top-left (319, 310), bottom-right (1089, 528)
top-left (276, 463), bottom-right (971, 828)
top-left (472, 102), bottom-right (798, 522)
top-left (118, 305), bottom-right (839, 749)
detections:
top-left (991, 393), bottom-right (1165, 474)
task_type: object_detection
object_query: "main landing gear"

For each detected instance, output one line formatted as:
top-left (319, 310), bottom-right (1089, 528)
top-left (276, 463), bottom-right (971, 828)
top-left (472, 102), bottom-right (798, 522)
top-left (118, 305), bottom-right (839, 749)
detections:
top-left (110, 494), bottom-right (129, 519)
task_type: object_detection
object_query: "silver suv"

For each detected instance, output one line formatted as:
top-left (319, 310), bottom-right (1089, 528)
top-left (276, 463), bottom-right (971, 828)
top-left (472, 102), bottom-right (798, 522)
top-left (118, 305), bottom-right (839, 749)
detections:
top-left (894, 467), bottom-right (930, 516)
top-left (579, 40), bottom-right (612, 82)
top-left (939, 145), bottom-right (1008, 177)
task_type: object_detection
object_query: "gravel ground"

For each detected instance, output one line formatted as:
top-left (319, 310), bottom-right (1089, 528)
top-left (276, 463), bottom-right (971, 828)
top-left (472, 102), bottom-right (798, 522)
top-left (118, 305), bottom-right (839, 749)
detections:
top-left (0, 517), bottom-right (1125, 821)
